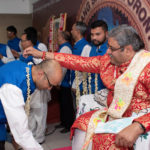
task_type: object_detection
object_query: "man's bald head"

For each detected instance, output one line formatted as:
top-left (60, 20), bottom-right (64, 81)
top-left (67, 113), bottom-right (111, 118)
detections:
top-left (34, 60), bottom-right (63, 90)
top-left (39, 59), bottom-right (62, 74)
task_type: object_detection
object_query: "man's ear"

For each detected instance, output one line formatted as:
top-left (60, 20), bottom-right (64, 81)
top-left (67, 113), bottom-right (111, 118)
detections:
top-left (124, 45), bottom-right (134, 56)
top-left (37, 70), bottom-right (44, 78)
top-left (105, 31), bottom-right (108, 38)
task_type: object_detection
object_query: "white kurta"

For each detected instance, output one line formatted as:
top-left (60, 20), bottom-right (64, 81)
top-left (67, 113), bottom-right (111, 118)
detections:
top-left (29, 89), bottom-right (51, 143)
top-left (1, 46), bottom-right (15, 63)
top-left (28, 42), bottom-right (51, 143)
top-left (58, 45), bottom-right (72, 80)
top-left (0, 84), bottom-right (43, 150)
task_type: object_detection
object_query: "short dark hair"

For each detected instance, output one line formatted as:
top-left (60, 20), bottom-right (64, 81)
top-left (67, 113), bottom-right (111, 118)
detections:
top-left (6, 25), bottom-right (17, 35)
top-left (24, 26), bottom-right (37, 45)
top-left (61, 31), bottom-right (71, 42)
top-left (90, 20), bottom-right (108, 32)
top-left (24, 27), bottom-right (37, 36)
top-left (75, 21), bottom-right (87, 36)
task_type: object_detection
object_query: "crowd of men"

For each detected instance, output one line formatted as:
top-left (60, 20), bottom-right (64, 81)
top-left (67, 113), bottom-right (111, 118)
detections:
top-left (1, 19), bottom-right (150, 150)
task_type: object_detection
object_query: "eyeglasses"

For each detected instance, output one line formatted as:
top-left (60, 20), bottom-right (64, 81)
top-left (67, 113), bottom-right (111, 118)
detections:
top-left (21, 39), bottom-right (29, 43)
top-left (7, 31), bottom-right (12, 34)
top-left (43, 71), bottom-right (53, 88)
top-left (107, 44), bottom-right (124, 52)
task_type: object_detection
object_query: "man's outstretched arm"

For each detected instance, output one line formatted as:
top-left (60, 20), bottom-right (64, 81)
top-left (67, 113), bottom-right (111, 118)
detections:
top-left (23, 46), bottom-right (102, 74)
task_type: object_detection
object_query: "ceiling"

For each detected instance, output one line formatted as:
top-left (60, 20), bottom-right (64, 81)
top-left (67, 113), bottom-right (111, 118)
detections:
top-left (0, 0), bottom-right (39, 14)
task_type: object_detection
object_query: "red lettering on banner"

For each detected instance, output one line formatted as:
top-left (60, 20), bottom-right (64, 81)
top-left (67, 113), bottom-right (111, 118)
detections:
top-left (80, 1), bottom-right (91, 21)
top-left (91, 0), bottom-right (97, 5)
top-left (139, 8), bottom-right (147, 21)
top-left (133, 0), bottom-right (141, 14)
top-left (127, 0), bottom-right (135, 6)
top-left (125, 0), bottom-right (150, 40)
top-left (78, 0), bottom-right (150, 48)
top-left (143, 17), bottom-right (150, 38)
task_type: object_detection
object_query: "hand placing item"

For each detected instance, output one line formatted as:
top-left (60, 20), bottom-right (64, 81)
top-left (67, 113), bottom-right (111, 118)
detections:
top-left (23, 46), bottom-right (43, 58)
top-left (23, 46), bottom-right (54, 60)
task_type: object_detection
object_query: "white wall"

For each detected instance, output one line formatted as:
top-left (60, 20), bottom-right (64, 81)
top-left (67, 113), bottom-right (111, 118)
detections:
top-left (0, 0), bottom-right (39, 14)
top-left (0, 14), bottom-right (32, 43)
top-left (0, 0), bottom-right (38, 43)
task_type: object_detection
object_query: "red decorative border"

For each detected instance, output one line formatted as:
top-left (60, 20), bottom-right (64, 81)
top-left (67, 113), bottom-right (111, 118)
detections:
top-left (59, 13), bottom-right (67, 31)
top-left (49, 16), bottom-right (55, 52)
top-left (77, 0), bottom-right (150, 50)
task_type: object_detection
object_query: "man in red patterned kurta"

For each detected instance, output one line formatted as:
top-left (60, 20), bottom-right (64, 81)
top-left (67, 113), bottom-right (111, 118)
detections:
top-left (24, 25), bottom-right (150, 150)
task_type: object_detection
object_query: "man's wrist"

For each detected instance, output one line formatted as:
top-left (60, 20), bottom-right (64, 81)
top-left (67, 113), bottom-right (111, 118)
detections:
top-left (38, 51), bottom-right (43, 58)
top-left (133, 121), bottom-right (145, 134)
top-left (47, 52), bottom-right (54, 60)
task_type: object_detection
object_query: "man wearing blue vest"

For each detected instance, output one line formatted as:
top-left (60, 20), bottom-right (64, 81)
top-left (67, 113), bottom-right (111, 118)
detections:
top-left (6, 25), bottom-right (21, 58)
top-left (0, 59), bottom-right (62, 150)
top-left (13, 26), bottom-right (47, 64)
top-left (76, 20), bottom-right (108, 118)
top-left (88, 20), bottom-right (108, 93)
top-left (19, 32), bottom-right (36, 63)
top-left (19, 27), bottom-right (47, 64)
top-left (0, 43), bottom-right (15, 67)
top-left (71, 21), bottom-right (92, 111)
top-left (55, 31), bottom-right (75, 133)
top-left (23, 27), bottom-right (48, 64)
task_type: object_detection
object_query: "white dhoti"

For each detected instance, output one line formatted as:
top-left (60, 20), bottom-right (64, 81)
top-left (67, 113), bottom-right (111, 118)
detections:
top-left (74, 102), bottom-right (150, 150)
top-left (134, 130), bottom-right (150, 150)
top-left (72, 129), bottom-right (150, 150)
top-left (28, 89), bottom-right (51, 143)
top-left (72, 129), bottom-right (92, 150)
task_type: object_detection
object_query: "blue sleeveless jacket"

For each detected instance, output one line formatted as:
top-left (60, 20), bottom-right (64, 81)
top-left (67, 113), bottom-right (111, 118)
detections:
top-left (0, 61), bottom-right (36, 140)
top-left (19, 42), bottom-right (40, 64)
top-left (7, 37), bottom-right (21, 52)
top-left (58, 42), bottom-right (72, 88)
top-left (0, 44), bottom-right (7, 67)
top-left (88, 41), bottom-right (108, 93)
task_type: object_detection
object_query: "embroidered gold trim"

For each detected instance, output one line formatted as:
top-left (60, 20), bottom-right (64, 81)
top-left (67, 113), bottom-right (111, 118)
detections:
top-left (108, 50), bottom-right (150, 118)
top-left (82, 108), bottom-right (108, 150)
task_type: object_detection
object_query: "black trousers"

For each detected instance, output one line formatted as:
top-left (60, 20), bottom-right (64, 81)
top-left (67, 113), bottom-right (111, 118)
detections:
top-left (59, 87), bottom-right (75, 129)
top-left (0, 141), bottom-right (5, 150)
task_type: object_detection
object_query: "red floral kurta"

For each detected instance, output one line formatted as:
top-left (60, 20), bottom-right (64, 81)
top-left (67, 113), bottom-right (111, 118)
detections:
top-left (54, 52), bottom-right (150, 149)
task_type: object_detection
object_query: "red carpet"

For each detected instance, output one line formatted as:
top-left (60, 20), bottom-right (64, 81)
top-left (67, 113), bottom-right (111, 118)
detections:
top-left (51, 146), bottom-right (72, 150)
